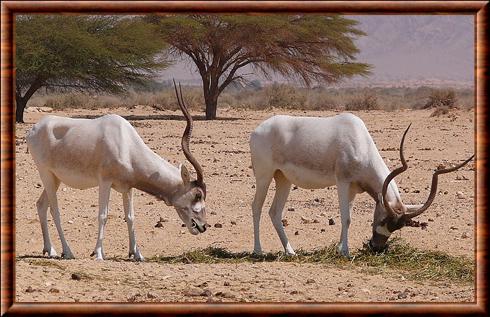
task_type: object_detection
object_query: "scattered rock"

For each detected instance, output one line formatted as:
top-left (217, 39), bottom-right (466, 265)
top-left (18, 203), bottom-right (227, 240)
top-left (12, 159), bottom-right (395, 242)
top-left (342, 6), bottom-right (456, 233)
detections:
top-left (214, 223), bottom-right (223, 228)
top-left (215, 291), bottom-right (235, 299)
top-left (155, 222), bottom-right (163, 228)
top-left (306, 279), bottom-right (315, 284)
top-left (312, 219), bottom-right (319, 224)
top-left (314, 198), bottom-right (320, 203)
top-left (71, 273), bottom-right (82, 281)
top-left (320, 228), bottom-right (325, 232)
top-left (328, 218), bottom-right (335, 225)
top-left (450, 226), bottom-right (458, 230)
top-left (181, 223), bottom-right (186, 227)
top-left (35, 183), bottom-right (42, 188)
top-left (210, 211), bottom-right (217, 215)
top-left (67, 220), bottom-right (74, 224)
top-left (224, 281), bottom-right (230, 286)
top-left (301, 216), bottom-right (312, 224)
top-left (287, 207), bottom-right (295, 212)
top-left (184, 288), bottom-right (204, 297)
top-left (230, 220), bottom-right (237, 225)
top-left (25, 286), bottom-right (35, 293)
top-left (281, 219), bottom-right (289, 227)
top-left (456, 191), bottom-right (466, 199)
top-left (428, 218), bottom-right (434, 222)
top-left (294, 231), bottom-right (299, 236)
top-left (147, 292), bottom-right (157, 299)
top-left (49, 288), bottom-right (60, 293)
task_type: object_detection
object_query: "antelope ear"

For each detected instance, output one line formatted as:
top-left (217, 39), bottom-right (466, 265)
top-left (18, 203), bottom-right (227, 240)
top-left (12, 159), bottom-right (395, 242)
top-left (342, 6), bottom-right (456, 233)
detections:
top-left (179, 164), bottom-right (190, 186)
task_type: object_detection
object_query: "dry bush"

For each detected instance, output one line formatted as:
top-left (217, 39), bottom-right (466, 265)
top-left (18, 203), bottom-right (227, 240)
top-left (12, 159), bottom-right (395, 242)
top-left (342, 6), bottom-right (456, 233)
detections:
top-left (344, 93), bottom-right (379, 111)
top-left (423, 89), bottom-right (458, 109)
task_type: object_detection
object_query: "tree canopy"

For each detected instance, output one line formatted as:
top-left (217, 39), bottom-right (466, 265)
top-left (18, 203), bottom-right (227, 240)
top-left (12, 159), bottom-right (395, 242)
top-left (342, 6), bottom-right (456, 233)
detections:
top-left (147, 14), bottom-right (371, 119)
top-left (15, 15), bottom-right (168, 122)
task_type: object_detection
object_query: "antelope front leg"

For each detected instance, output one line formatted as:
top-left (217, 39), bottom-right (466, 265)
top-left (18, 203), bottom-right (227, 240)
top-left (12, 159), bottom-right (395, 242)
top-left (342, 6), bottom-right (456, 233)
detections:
top-left (122, 189), bottom-right (144, 261)
top-left (336, 182), bottom-right (356, 258)
top-left (92, 180), bottom-right (112, 260)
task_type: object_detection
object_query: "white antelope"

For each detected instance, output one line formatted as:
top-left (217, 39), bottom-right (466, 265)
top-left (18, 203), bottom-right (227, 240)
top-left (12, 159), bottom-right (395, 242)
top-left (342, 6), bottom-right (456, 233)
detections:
top-left (250, 113), bottom-right (473, 257)
top-left (27, 83), bottom-right (207, 261)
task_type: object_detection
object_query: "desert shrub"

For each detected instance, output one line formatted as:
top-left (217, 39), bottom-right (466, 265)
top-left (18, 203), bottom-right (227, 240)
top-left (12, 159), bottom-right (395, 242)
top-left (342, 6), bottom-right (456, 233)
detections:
top-left (344, 93), bottom-right (379, 111)
top-left (423, 89), bottom-right (458, 109)
top-left (266, 83), bottom-right (307, 108)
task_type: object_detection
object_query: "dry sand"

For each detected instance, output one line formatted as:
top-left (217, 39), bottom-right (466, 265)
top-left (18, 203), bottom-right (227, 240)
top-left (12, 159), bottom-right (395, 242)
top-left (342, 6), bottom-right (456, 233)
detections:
top-left (15, 106), bottom-right (475, 303)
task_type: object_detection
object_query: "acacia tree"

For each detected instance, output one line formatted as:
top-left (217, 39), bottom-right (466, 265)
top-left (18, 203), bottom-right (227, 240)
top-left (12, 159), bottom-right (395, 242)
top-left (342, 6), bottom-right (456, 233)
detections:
top-left (148, 14), bottom-right (370, 120)
top-left (15, 15), bottom-right (168, 123)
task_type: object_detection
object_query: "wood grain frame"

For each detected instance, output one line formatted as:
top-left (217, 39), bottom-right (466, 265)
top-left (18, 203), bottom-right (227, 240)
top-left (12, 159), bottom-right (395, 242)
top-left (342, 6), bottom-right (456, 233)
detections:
top-left (1, 1), bottom-right (488, 316)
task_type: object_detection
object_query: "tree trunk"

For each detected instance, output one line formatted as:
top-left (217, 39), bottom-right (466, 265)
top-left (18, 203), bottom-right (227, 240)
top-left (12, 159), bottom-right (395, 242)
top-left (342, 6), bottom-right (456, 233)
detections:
top-left (16, 96), bottom-right (27, 123)
top-left (205, 94), bottom-right (218, 120)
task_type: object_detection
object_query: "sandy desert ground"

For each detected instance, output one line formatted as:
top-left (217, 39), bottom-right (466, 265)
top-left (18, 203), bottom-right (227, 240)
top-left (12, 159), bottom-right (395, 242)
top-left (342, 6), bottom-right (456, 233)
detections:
top-left (14, 106), bottom-right (475, 303)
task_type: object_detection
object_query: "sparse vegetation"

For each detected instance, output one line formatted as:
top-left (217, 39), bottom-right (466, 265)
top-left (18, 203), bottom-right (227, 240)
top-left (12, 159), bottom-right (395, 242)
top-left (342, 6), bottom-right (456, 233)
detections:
top-left (424, 88), bottom-right (459, 109)
top-left (148, 238), bottom-right (474, 284)
top-left (27, 85), bottom-right (474, 113)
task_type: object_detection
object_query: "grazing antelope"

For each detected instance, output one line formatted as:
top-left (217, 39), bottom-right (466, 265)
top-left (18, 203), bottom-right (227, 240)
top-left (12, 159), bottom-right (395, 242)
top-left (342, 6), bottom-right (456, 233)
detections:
top-left (250, 113), bottom-right (473, 257)
top-left (27, 82), bottom-right (207, 261)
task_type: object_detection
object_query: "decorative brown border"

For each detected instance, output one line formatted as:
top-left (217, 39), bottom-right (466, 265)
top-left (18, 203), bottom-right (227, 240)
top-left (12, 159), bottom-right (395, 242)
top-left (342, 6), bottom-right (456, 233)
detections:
top-left (1, 1), bottom-right (488, 316)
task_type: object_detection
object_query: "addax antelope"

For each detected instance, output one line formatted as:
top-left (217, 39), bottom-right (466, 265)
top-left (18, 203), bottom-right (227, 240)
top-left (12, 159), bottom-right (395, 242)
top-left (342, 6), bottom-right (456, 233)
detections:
top-left (250, 113), bottom-right (473, 257)
top-left (27, 82), bottom-right (207, 261)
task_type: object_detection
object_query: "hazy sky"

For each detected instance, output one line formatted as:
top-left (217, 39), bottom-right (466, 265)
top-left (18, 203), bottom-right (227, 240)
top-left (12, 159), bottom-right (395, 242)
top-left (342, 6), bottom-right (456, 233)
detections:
top-left (159, 15), bottom-right (474, 87)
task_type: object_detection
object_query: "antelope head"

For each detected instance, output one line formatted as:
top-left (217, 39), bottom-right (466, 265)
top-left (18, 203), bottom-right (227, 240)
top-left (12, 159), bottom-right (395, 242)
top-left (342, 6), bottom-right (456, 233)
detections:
top-left (171, 80), bottom-right (208, 235)
top-left (369, 124), bottom-right (474, 251)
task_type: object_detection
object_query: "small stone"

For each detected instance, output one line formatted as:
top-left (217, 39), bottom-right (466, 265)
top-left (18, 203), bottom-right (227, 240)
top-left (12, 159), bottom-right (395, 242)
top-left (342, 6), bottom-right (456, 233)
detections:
top-left (287, 207), bottom-right (295, 212)
top-left (184, 288), bottom-right (203, 297)
top-left (456, 191), bottom-right (466, 199)
top-left (281, 219), bottom-right (289, 227)
top-left (320, 228), bottom-right (325, 232)
top-left (314, 198), bottom-right (320, 203)
top-left (210, 211), bottom-right (217, 215)
top-left (428, 218), bottom-right (434, 222)
top-left (230, 220), bottom-right (237, 225)
top-left (412, 189), bottom-right (420, 193)
top-left (181, 223), bottom-right (186, 227)
top-left (214, 223), bottom-right (223, 228)
top-left (35, 183), bottom-right (42, 188)
top-left (450, 226), bottom-right (458, 230)
top-left (155, 222), bottom-right (163, 228)
top-left (312, 219), bottom-right (319, 223)
top-left (292, 185), bottom-right (299, 190)
top-left (67, 220), bottom-right (74, 224)
top-left (301, 216), bottom-right (312, 224)
top-left (201, 289), bottom-right (212, 297)
top-left (25, 286), bottom-right (35, 293)
top-left (49, 288), bottom-right (60, 293)
top-left (294, 231), bottom-right (299, 235)
top-left (420, 222), bottom-right (428, 230)
top-left (71, 273), bottom-right (81, 281)
top-left (461, 232), bottom-right (469, 239)
top-left (147, 292), bottom-right (157, 299)
top-left (328, 218), bottom-right (335, 225)
top-left (224, 281), bottom-right (230, 286)
top-left (306, 279), bottom-right (315, 284)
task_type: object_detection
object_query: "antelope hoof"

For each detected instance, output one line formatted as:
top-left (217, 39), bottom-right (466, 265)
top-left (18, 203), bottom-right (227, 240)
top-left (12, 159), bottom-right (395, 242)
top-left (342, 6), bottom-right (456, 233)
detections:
top-left (43, 247), bottom-right (57, 258)
top-left (61, 251), bottom-right (75, 260)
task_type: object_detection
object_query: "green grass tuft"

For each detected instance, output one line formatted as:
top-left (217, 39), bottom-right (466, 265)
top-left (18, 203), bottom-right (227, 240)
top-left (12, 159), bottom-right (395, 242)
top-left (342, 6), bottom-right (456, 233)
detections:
top-left (149, 238), bottom-right (474, 285)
